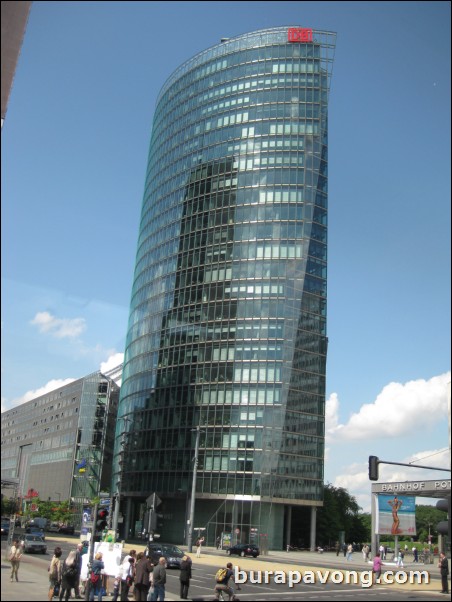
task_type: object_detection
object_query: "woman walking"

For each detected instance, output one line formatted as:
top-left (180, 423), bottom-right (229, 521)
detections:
top-left (9, 539), bottom-right (23, 583)
top-left (48, 546), bottom-right (63, 600)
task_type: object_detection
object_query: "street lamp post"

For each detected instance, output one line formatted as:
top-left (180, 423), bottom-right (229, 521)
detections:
top-left (187, 426), bottom-right (203, 553)
top-left (112, 418), bottom-right (130, 537)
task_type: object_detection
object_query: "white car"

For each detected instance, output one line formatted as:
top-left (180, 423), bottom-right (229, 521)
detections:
top-left (22, 533), bottom-right (47, 554)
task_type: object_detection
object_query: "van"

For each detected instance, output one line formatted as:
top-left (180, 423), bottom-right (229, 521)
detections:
top-left (29, 517), bottom-right (49, 530)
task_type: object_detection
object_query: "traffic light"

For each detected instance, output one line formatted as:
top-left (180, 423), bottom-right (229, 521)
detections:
top-left (436, 498), bottom-right (450, 536)
top-left (368, 456), bottom-right (379, 481)
top-left (96, 508), bottom-right (109, 531)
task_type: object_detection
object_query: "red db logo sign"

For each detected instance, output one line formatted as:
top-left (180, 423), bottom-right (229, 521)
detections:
top-left (288, 28), bottom-right (313, 43)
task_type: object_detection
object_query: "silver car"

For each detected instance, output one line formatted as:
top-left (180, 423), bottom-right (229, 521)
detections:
top-left (22, 533), bottom-right (47, 554)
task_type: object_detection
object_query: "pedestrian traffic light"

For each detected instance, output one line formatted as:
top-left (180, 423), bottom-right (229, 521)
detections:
top-left (96, 508), bottom-right (109, 531)
top-left (368, 456), bottom-right (379, 481)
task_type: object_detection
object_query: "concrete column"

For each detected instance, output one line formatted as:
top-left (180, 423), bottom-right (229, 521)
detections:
top-left (309, 506), bottom-right (317, 551)
top-left (371, 492), bottom-right (378, 557)
top-left (124, 497), bottom-right (133, 540)
top-left (285, 505), bottom-right (292, 549)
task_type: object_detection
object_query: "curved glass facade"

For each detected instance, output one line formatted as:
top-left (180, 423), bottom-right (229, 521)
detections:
top-left (114, 27), bottom-right (335, 547)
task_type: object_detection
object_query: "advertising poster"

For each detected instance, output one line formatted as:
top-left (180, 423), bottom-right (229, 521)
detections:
top-left (375, 494), bottom-right (416, 535)
top-left (222, 532), bottom-right (231, 548)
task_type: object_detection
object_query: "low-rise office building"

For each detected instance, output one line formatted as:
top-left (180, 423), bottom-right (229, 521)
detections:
top-left (1, 370), bottom-right (119, 528)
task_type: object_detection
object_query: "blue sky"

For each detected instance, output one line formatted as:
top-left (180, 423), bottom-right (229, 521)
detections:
top-left (2, 1), bottom-right (450, 512)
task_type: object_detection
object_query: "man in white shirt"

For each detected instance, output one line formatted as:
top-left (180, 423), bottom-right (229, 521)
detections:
top-left (120, 549), bottom-right (136, 601)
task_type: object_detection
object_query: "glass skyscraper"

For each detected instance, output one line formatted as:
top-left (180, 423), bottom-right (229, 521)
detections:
top-left (114, 26), bottom-right (335, 549)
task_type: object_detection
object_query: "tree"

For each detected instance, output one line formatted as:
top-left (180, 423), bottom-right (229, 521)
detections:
top-left (316, 484), bottom-right (363, 546)
top-left (416, 504), bottom-right (446, 543)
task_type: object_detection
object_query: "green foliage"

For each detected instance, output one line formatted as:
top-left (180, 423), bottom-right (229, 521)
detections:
top-left (317, 484), bottom-right (365, 545)
top-left (415, 504), bottom-right (446, 543)
top-left (1, 496), bottom-right (17, 516)
top-left (24, 498), bottom-right (75, 525)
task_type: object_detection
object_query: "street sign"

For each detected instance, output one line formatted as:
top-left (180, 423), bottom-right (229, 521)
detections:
top-left (146, 492), bottom-right (162, 509)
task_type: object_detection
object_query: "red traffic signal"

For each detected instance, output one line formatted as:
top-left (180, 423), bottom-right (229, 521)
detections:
top-left (96, 508), bottom-right (109, 530)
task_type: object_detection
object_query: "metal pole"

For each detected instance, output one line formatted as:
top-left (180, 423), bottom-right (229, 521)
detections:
top-left (112, 492), bottom-right (120, 537)
top-left (187, 426), bottom-right (201, 553)
top-left (84, 502), bottom-right (98, 601)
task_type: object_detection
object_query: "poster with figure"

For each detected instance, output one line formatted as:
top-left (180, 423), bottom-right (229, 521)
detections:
top-left (375, 494), bottom-right (416, 535)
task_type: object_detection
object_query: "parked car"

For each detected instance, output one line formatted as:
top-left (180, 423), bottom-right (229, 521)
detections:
top-left (226, 543), bottom-right (260, 558)
top-left (1, 520), bottom-right (10, 537)
top-left (25, 526), bottom-right (45, 539)
top-left (22, 533), bottom-right (47, 554)
top-left (146, 543), bottom-right (185, 568)
top-left (48, 522), bottom-right (60, 532)
top-left (58, 524), bottom-right (75, 535)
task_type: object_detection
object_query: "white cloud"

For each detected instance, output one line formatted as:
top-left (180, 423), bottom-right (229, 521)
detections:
top-left (328, 372), bottom-right (450, 441)
top-left (100, 352), bottom-right (124, 385)
top-left (100, 352), bottom-right (123, 374)
top-left (325, 392), bottom-right (340, 442)
top-left (2, 378), bottom-right (76, 413)
top-left (30, 311), bottom-right (86, 339)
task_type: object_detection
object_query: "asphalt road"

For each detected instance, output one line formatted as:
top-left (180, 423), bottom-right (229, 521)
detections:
top-left (1, 535), bottom-right (448, 601)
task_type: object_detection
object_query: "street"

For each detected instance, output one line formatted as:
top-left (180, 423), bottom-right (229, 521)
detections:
top-left (1, 535), bottom-right (448, 601)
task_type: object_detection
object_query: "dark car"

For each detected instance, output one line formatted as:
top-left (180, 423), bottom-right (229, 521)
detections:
top-left (226, 543), bottom-right (260, 558)
top-left (146, 543), bottom-right (185, 568)
top-left (1, 520), bottom-right (10, 537)
top-left (58, 524), bottom-right (75, 535)
top-left (25, 526), bottom-right (45, 539)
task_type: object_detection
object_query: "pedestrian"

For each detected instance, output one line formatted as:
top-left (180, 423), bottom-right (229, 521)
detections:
top-left (111, 576), bottom-right (121, 602)
top-left (196, 536), bottom-right (205, 558)
top-left (8, 538), bottom-right (23, 583)
top-left (60, 550), bottom-right (79, 602)
top-left (213, 562), bottom-right (238, 601)
top-left (216, 536), bottom-right (221, 550)
top-left (74, 542), bottom-right (84, 599)
top-left (346, 543), bottom-right (353, 561)
top-left (372, 552), bottom-right (383, 583)
top-left (335, 541), bottom-right (340, 556)
top-left (412, 547), bottom-right (419, 562)
top-left (48, 546), bottom-right (63, 600)
top-left (438, 552), bottom-right (449, 594)
top-left (179, 555), bottom-right (192, 600)
top-left (379, 544), bottom-right (385, 560)
top-left (89, 552), bottom-right (105, 602)
top-left (120, 549), bottom-right (137, 601)
top-left (134, 551), bottom-right (154, 601)
top-left (342, 542), bottom-right (347, 557)
top-left (362, 545), bottom-right (368, 562)
top-left (396, 551), bottom-right (404, 568)
top-left (150, 557), bottom-right (167, 601)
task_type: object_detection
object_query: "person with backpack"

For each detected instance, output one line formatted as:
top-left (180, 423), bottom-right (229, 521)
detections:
top-left (214, 562), bottom-right (238, 601)
top-left (59, 550), bottom-right (79, 602)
